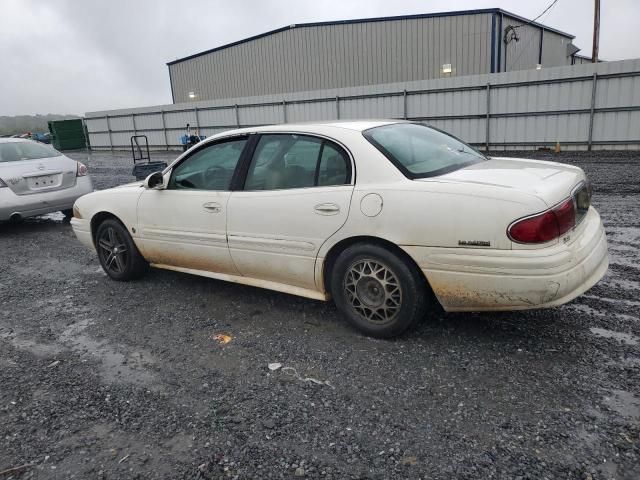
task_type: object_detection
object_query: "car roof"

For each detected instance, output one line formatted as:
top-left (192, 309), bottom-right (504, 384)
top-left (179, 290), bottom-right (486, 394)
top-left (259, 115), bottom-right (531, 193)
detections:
top-left (269, 119), bottom-right (401, 131)
top-left (215, 119), bottom-right (404, 138)
top-left (0, 137), bottom-right (31, 144)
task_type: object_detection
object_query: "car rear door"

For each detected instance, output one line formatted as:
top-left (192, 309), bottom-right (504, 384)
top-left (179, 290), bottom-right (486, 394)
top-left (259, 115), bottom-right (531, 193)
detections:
top-left (226, 133), bottom-right (354, 290)
top-left (136, 136), bottom-right (249, 274)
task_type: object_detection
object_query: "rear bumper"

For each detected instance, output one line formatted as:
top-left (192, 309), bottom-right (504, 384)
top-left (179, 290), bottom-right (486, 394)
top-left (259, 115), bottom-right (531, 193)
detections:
top-left (0, 176), bottom-right (93, 221)
top-left (402, 207), bottom-right (609, 312)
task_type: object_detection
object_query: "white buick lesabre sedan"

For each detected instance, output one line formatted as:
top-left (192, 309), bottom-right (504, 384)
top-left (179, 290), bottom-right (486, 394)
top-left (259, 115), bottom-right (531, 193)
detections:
top-left (71, 121), bottom-right (608, 337)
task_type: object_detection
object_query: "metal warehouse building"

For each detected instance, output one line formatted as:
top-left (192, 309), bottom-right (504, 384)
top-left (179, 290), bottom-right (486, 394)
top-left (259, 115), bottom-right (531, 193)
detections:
top-left (168, 8), bottom-right (580, 103)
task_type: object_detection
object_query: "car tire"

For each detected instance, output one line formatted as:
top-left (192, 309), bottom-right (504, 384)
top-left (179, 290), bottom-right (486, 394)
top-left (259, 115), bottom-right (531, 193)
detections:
top-left (330, 243), bottom-right (428, 338)
top-left (95, 218), bottom-right (148, 281)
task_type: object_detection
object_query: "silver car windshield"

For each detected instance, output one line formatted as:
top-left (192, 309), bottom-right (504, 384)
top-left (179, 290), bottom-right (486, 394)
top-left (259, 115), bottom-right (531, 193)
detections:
top-left (0, 142), bottom-right (62, 163)
top-left (363, 123), bottom-right (486, 178)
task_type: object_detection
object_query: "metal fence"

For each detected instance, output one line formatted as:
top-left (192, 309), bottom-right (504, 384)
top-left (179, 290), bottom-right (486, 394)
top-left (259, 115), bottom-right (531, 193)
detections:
top-left (85, 58), bottom-right (640, 151)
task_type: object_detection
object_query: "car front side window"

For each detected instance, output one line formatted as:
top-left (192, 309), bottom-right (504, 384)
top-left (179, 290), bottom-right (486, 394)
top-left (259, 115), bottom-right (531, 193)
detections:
top-left (168, 138), bottom-right (247, 191)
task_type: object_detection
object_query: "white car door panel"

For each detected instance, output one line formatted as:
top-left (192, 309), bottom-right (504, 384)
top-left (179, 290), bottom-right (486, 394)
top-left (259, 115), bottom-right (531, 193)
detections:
top-left (227, 133), bottom-right (354, 290)
top-left (228, 186), bottom-right (353, 289)
top-left (137, 190), bottom-right (237, 273)
top-left (136, 136), bottom-right (248, 274)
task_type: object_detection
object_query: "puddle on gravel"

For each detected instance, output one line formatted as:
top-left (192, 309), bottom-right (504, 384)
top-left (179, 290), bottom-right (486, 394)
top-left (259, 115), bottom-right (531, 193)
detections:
top-left (606, 356), bottom-right (640, 368)
top-left (37, 211), bottom-right (66, 222)
top-left (590, 327), bottom-right (639, 346)
top-left (59, 319), bottom-right (157, 387)
top-left (603, 390), bottom-right (640, 420)
top-left (0, 357), bottom-right (18, 368)
top-left (1, 321), bottom-right (158, 388)
top-left (601, 271), bottom-right (640, 292)
top-left (0, 331), bottom-right (63, 357)
top-left (581, 294), bottom-right (640, 309)
top-left (569, 304), bottom-right (639, 323)
top-left (606, 226), bottom-right (640, 243)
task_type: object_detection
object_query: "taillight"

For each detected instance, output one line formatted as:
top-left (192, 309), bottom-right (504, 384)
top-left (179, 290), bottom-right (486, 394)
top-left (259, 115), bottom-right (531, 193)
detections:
top-left (508, 198), bottom-right (576, 244)
top-left (553, 198), bottom-right (576, 234)
top-left (76, 162), bottom-right (88, 177)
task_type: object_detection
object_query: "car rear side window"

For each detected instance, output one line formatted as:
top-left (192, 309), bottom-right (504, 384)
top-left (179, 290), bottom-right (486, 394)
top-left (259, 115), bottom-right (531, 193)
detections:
top-left (0, 142), bottom-right (62, 162)
top-left (168, 138), bottom-right (247, 191)
top-left (244, 134), bottom-right (351, 190)
top-left (363, 123), bottom-right (486, 178)
top-left (317, 144), bottom-right (349, 187)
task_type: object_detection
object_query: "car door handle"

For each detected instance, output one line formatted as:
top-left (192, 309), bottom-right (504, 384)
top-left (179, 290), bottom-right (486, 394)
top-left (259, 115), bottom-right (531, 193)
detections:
top-left (203, 202), bottom-right (222, 213)
top-left (314, 203), bottom-right (340, 215)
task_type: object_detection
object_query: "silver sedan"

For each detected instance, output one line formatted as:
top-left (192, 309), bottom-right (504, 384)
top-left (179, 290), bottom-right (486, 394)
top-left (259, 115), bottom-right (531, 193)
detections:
top-left (0, 138), bottom-right (93, 221)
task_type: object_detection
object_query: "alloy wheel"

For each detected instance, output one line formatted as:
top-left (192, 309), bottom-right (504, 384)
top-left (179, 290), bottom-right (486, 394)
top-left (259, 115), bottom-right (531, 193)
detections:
top-left (97, 226), bottom-right (129, 274)
top-left (344, 259), bottom-right (402, 324)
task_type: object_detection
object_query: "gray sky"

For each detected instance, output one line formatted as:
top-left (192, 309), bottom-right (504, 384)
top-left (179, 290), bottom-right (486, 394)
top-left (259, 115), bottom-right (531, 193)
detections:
top-left (2, 0), bottom-right (638, 116)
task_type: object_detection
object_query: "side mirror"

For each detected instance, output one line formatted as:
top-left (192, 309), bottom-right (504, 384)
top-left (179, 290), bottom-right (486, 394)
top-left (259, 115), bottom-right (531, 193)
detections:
top-left (144, 171), bottom-right (165, 189)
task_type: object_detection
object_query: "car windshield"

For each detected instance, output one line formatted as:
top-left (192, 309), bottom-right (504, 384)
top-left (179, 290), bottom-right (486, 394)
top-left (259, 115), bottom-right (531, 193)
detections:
top-left (363, 123), bottom-right (486, 178)
top-left (0, 141), bottom-right (62, 163)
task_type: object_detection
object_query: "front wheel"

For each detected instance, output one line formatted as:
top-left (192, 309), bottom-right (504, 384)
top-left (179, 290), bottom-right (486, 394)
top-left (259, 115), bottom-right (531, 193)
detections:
top-left (330, 244), bottom-right (428, 338)
top-left (95, 219), bottom-right (148, 281)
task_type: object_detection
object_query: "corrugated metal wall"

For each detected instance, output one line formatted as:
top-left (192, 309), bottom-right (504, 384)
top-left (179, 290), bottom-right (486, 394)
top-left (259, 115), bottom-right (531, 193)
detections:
top-left (169, 14), bottom-right (494, 103)
top-left (496, 15), bottom-right (574, 73)
top-left (85, 59), bottom-right (640, 151)
top-left (503, 23), bottom-right (541, 72)
top-left (541, 30), bottom-right (573, 67)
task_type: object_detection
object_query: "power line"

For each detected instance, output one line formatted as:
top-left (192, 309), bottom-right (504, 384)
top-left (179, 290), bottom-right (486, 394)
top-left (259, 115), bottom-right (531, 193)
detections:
top-left (513, 0), bottom-right (561, 30)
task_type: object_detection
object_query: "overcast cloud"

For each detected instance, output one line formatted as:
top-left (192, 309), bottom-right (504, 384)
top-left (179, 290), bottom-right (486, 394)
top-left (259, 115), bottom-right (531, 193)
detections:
top-left (2, 0), bottom-right (638, 116)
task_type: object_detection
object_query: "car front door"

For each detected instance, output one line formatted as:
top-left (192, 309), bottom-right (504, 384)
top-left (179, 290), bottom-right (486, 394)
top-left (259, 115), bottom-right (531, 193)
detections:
top-left (137, 136), bottom-right (248, 274)
top-left (227, 133), bottom-right (354, 290)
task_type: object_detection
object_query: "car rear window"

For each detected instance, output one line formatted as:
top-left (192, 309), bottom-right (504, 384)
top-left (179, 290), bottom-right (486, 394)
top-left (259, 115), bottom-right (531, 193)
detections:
top-left (0, 141), bottom-right (62, 163)
top-left (363, 123), bottom-right (486, 178)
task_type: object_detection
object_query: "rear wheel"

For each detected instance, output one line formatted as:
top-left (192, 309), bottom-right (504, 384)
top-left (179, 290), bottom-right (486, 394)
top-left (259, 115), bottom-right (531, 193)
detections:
top-left (95, 219), bottom-right (147, 280)
top-left (330, 243), bottom-right (428, 338)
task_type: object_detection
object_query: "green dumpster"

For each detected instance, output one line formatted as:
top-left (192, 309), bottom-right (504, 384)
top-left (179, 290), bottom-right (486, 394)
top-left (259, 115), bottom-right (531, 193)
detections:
top-left (48, 119), bottom-right (88, 150)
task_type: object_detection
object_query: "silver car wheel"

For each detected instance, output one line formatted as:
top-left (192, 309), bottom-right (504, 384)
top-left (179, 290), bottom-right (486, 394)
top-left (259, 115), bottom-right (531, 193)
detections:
top-left (344, 259), bottom-right (402, 324)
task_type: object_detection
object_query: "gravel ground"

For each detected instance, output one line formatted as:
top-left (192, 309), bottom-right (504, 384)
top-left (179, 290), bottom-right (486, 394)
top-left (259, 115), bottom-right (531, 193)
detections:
top-left (0, 148), bottom-right (638, 479)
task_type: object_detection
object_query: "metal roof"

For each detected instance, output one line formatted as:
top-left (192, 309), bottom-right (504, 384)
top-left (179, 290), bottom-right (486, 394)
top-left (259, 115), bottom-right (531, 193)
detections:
top-left (167, 8), bottom-right (575, 66)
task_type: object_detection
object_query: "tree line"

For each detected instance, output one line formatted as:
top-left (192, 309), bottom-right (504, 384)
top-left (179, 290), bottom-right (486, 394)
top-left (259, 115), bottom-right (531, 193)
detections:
top-left (0, 114), bottom-right (80, 136)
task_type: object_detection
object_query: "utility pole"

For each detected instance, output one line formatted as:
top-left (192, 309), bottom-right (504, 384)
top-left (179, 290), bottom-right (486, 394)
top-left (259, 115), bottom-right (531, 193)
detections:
top-left (592, 0), bottom-right (600, 63)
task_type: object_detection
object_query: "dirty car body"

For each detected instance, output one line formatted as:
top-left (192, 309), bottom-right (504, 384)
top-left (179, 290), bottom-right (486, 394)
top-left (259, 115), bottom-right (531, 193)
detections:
top-left (70, 121), bottom-right (608, 337)
top-left (0, 138), bottom-right (93, 221)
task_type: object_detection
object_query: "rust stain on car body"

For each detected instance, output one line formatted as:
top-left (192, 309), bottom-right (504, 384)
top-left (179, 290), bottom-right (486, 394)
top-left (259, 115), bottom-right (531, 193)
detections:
top-left (428, 278), bottom-right (558, 311)
top-left (143, 248), bottom-right (236, 275)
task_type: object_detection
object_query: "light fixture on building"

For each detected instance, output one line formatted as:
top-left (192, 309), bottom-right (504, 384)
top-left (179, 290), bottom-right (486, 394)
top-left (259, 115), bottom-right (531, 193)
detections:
top-left (188, 91), bottom-right (196, 99)
top-left (442, 63), bottom-right (452, 74)
top-left (536, 64), bottom-right (542, 70)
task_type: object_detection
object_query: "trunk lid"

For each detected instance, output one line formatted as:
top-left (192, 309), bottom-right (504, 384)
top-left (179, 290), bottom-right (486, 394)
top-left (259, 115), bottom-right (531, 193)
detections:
top-left (0, 155), bottom-right (78, 195)
top-left (426, 157), bottom-right (586, 207)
